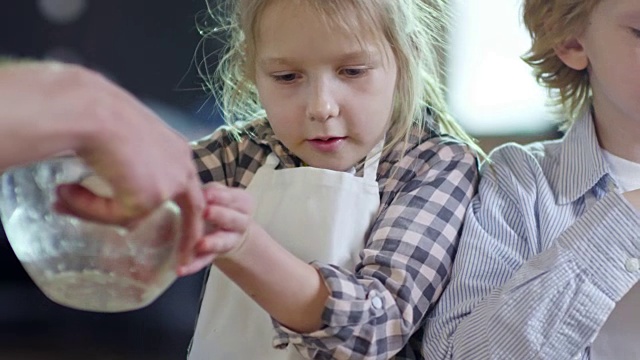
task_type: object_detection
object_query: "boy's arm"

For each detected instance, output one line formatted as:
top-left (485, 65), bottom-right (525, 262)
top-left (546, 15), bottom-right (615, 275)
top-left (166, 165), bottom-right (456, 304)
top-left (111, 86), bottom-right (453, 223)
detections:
top-left (424, 147), bottom-right (640, 360)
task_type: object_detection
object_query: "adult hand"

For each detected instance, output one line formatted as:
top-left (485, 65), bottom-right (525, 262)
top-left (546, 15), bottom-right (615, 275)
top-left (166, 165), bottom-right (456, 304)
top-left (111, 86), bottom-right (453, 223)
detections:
top-left (0, 61), bottom-right (205, 268)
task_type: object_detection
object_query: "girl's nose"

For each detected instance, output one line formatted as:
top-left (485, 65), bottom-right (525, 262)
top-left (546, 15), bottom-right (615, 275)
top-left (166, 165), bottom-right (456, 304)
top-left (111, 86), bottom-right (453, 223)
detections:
top-left (306, 81), bottom-right (339, 122)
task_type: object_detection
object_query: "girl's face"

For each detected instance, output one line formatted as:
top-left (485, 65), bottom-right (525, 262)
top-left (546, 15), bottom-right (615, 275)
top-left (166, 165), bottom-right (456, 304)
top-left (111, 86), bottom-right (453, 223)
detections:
top-left (253, 0), bottom-right (397, 171)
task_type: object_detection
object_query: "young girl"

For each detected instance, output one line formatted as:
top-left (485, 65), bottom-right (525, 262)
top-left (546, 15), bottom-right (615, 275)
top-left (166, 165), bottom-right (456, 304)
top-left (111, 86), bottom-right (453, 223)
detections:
top-left (424, 0), bottom-right (640, 358)
top-left (183, 0), bottom-right (479, 358)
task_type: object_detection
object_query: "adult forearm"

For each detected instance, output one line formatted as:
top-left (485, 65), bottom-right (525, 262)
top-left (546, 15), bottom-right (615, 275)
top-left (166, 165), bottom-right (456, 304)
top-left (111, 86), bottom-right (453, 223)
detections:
top-left (0, 62), bottom-right (100, 171)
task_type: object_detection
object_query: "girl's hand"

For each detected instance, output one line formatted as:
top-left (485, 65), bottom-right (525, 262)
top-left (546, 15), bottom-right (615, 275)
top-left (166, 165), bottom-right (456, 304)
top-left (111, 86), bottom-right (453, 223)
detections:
top-left (179, 183), bottom-right (255, 275)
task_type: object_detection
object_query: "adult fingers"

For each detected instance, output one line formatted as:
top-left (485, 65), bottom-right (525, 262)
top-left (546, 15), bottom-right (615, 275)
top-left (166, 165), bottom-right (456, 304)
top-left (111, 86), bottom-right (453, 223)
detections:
top-left (54, 184), bottom-right (146, 225)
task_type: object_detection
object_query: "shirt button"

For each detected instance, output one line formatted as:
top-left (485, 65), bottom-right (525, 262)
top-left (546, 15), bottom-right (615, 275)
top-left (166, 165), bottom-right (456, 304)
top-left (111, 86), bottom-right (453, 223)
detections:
top-left (371, 296), bottom-right (383, 309)
top-left (367, 290), bottom-right (384, 309)
top-left (625, 258), bottom-right (640, 272)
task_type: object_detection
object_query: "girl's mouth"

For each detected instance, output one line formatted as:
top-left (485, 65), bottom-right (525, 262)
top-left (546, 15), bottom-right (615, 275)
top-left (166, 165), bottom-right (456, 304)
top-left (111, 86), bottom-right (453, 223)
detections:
top-left (307, 137), bottom-right (346, 152)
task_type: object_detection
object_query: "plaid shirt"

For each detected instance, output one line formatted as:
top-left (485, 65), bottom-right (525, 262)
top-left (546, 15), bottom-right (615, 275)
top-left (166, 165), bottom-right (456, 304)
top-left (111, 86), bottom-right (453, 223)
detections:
top-left (191, 119), bottom-right (478, 359)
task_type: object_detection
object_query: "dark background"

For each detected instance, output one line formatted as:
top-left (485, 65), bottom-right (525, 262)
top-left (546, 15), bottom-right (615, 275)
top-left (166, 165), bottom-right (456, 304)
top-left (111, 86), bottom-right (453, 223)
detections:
top-left (0, 1), bottom-right (223, 359)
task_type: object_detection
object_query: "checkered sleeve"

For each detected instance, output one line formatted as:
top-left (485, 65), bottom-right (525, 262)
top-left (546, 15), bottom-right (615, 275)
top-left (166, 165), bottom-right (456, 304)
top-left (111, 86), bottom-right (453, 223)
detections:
top-left (272, 137), bottom-right (479, 359)
top-left (190, 125), bottom-right (268, 188)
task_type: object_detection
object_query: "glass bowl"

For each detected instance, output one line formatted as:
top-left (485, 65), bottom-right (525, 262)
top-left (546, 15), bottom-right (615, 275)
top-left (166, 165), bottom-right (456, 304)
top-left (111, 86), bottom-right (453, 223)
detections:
top-left (0, 156), bottom-right (181, 313)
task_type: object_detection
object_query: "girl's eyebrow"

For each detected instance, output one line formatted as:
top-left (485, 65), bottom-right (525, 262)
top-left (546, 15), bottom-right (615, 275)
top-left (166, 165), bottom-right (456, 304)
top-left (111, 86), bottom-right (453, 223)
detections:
top-left (617, 9), bottom-right (640, 23)
top-left (258, 49), bottom-right (380, 68)
top-left (257, 57), bottom-right (292, 67)
top-left (337, 49), bottom-right (379, 62)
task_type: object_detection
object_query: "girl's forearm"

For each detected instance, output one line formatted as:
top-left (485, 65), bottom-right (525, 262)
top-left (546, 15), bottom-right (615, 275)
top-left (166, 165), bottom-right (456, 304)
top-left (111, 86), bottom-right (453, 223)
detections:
top-left (214, 223), bottom-right (330, 333)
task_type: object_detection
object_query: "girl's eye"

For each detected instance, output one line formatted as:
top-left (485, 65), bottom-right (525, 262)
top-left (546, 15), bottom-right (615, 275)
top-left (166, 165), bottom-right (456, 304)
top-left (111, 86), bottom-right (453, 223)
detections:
top-left (340, 68), bottom-right (368, 78)
top-left (272, 73), bottom-right (299, 83)
top-left (631, 28), bottom-right (640, 38)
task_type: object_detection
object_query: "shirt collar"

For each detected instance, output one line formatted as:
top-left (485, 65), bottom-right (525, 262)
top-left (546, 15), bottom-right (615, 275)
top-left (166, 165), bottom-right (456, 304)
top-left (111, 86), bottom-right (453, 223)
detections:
top-left (246, 119), bottom-right (302, 168)
top-left (550, 107), bottom-right (611, 205)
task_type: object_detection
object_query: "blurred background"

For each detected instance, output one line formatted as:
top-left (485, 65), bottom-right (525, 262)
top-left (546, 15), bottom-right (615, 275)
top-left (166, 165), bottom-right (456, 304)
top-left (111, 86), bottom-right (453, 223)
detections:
top-left (0, 1), bottom-right (220, 359)
top-left (0, 0), bottom-right (560, 359)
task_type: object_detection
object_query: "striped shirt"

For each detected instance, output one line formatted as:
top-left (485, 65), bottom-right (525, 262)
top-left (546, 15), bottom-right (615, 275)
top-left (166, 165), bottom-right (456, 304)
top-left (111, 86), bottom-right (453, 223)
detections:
top-left (424, 109), bottom-right (640, 359)
top-left (191, 119), bottom-right (478, 359)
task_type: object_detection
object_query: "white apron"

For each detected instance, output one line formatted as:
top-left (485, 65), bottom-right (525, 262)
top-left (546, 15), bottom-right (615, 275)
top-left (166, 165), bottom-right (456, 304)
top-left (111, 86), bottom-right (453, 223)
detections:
top-left (188, 145), bottom-right (382, 360)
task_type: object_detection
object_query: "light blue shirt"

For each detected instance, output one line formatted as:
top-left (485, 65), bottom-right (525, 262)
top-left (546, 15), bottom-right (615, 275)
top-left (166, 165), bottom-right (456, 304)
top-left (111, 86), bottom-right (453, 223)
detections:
top-left (424, 109), bottom-right (640, 360)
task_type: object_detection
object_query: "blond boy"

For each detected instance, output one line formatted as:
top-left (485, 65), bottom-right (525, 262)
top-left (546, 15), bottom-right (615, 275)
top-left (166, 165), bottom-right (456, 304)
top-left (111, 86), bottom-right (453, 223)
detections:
top-left (425, 0), bottom-right (640, 358)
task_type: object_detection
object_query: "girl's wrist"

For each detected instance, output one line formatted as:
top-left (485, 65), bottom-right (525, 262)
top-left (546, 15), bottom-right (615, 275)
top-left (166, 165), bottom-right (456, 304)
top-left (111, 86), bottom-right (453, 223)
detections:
top-left (214, 221), bottom-right (254, 265)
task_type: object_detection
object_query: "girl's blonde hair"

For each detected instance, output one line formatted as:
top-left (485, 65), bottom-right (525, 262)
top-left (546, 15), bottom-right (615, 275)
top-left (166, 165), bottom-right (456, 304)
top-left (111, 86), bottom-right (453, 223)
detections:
top-left (197, 0), bottom-right (481, 155)
top-left (522, 0), bottom-right (600, 127)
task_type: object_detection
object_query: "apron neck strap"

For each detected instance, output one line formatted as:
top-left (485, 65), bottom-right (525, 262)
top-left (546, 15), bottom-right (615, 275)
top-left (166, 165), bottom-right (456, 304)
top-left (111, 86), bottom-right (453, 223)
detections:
top-left (362, 139), bottom-right (384, 182)
top-left (264, 152), bottom-right (281, 168)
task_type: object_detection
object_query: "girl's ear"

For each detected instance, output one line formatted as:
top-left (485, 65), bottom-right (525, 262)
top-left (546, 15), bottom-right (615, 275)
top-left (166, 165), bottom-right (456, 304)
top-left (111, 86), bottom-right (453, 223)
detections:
top-left (554, 37), bottom-right (589, 70)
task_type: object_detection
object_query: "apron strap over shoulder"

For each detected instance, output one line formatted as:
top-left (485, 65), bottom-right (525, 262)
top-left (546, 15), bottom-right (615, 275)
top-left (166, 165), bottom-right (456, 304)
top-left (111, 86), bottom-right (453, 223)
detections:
top-left (362, 139), bottom-right (384, 182)
top-left (264, 152), bottom-right (280, 168)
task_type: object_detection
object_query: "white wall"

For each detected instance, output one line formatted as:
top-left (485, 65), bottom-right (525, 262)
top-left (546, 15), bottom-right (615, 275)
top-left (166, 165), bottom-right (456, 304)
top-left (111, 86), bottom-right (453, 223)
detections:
top-left (447, 0), bottom-right (556, 136)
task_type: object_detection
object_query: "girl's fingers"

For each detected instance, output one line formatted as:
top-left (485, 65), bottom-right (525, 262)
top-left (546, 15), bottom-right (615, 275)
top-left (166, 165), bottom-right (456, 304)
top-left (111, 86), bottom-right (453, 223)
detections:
top-left (178, 254), bottom-right (215, 276)
top-left (196, 231), bottom-right (244, 254)
top-left (204, 204), bottom-right (251, 233)
top-left (203, 184), bottom-right (254, 215)
top-left (177, 231), bottom-right (244, 276)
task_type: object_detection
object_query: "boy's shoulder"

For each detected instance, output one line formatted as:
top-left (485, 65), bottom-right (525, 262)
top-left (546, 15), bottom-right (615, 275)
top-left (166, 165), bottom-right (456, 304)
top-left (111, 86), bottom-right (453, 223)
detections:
top-left (490, 138), bottom-right (561, 166)
top-left (487, 109), bottom-right (599, 179)
top-left (481, 137), bottom-right (565, 187)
